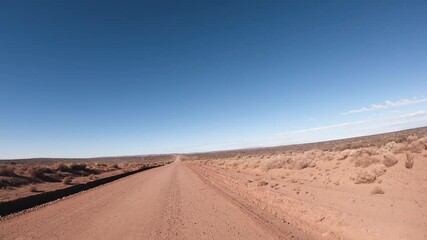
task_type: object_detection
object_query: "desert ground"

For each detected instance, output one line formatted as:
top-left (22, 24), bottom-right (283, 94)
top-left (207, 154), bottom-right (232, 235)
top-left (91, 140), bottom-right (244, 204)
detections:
top-left (0, 155), bottom-right (174, 203)
top-left (0, 127), bottom-right (426, 239)
top-left (184, 127), bottom-right (427, 240)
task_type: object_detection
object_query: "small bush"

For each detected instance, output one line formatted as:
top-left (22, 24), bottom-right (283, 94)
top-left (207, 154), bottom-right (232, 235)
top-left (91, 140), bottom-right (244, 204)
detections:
top-left (69, 163), bottom-right (88, 171)
top-left (260, 159), bottom-right (283, 171)
top-left (353, 171), bottom-right (376, 184)
top-left (95, 162), bottom-right (107, 167)
top-left (62, 176), bottom-right (72, 185)
top-left (295, 161), bottom-right (309, 170)
top-left (0, 165), bottom-right (15, 176)
top-left (354, 157), bottom-right (380, 168)
top-left (407, 141), bottom-right (424, 153)
top-left (392, 142), bottom-right (408, 154)
top-left (405, 153), bottom-right (414, 169)
top-left (383, 155), bottom-right (398, 167)
top-left (29, 185), bottom-right (37, 192)
top-left (335, 151), bottom-right (349, 161)
top-left (28, 166), bottom-right (49, 179)
top-left (371, 164), bottom-right (387, 177)
top-left (407, 135), bottom-right (418, 142)
top-left (54, 163), bottom-right (70, 172)
top-left (370, 186), bottom-right (385, 194)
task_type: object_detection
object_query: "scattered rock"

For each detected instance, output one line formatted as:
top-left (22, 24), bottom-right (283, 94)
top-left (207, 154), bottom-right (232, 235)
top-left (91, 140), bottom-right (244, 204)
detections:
top-left (257, 181), bottom-right (268, 186)
top-left (370, 186), bottom-right (385, 195)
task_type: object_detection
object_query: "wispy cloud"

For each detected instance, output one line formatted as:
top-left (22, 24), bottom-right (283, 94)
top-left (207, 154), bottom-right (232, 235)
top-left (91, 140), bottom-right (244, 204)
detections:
top-left (278, 110), bottom-right (427, 136)
top-left (174, 110), bottom-right (427, 153)
top-left (341, 97), bottom-right (427, 115)
top-left (277, 120), bottom-right (368, 136)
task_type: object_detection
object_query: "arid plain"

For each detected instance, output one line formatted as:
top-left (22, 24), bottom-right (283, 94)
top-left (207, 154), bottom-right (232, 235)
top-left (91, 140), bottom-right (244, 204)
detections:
top-left (1, 127), bottom-right (426, 240)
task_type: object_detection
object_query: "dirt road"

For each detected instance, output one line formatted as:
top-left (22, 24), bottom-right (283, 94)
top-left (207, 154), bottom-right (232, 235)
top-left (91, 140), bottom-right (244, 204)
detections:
top-left (0, 160), bottom-right (308, 240)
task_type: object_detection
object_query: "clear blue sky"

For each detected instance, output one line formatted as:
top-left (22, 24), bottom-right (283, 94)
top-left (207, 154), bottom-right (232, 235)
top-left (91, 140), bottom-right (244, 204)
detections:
top-left (1, 0), bottom-right (427, 158)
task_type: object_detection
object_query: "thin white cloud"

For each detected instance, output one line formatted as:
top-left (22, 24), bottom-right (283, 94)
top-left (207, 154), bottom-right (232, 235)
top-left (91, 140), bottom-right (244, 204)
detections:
top-left (277, 120), bottom-right (369, 136)
top-left (341, 97), bottom-right (427, 115)
top-left (278, 110), bottom-right (427, 136)
top-left (173, 110), bottom-right (427, 153)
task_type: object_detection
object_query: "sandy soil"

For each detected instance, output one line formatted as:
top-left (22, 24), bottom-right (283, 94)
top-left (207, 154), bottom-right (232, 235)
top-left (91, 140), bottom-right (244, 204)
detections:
top-left (184, 128), bottom-right (427, 240)
top-left (1, 128), bottom-right (426, 240)
top-left (0, 160), bottom-right (306, 240)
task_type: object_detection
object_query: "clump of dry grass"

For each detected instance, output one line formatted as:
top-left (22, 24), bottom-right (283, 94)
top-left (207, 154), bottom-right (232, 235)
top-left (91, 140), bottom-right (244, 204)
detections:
top-left (259, 159), bottom-right (283, 171)
top-left (353, 156), bottom-right (381, 168)
top-left (27, 166), bottom-right (50, 179)
top-left (405, 153), bottom-right (414, 169)
top-left (335, 150), bottom-right (350, 161)
top-left (353, 171), bottom-right (377, 184)
top-left (69, 163), bottom-right (88, 171)
top-left (62, 176), bottom-right (72, 185)
top-left (383, 154), bottom-right (398, 167)
top-left (391, 142), bottom-right (408, 154)
top-left (371, 164), bottom-right (387, 177)
top-left (294, 160), bottom-right (310, 170)
top-left (29, 185), bottom-right (38, 192)
top-left (0, 165), bottom-right (16, 176)
top-left (406, 134), bottom-right (418, 143)
top-left (95, 162), bottom-right (107, 167)
top-left (54, 163), bottom-right (70, 172)
top-left (407, 140), bottom-right (425, 153)
top-left (370, 186), bottom-right (385, 194)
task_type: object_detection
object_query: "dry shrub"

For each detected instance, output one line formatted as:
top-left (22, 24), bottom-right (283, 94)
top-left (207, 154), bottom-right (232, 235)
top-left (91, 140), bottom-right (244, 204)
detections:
top-left (354, 156), bottom-right (381, 168)
top-left (302, 150), bottom-right (317, 159)
top-left (419, 137), bottom-right (427, 147)
top-left (229, 160), bottom-right (240, 168)
top-left (335, 150), bottom-right (350, 161)
top-left (384, 141), bottom-right (397, 151)
top-left (29, 185), bottom-right (37, 192)
top-left (294, 160), bottom-right (310, 170)
top-left (62, 176), bottom-right (72, 185)
top-left (383, 154), bottom-right (398, 167)
top-left (16, 166), bottom-right (28, 175)
top-left (392, 142), bottom-right (408, 154)
top-left (405, 153), bottom-right (414, 169)
top-left (349, 149), bottom-right (368, 160)
top-left (54, 163), bottom-right (70, 172)
top-left (0, 165), bottom-right (15, 176)
top-left (407, 135), bottom-right (418, 142)
top-left (95, 162), bottom-right (107, 167)
top-left (260, 159), bottom-right (283, 171)
top-left (362, 147), bottom-right (379, 156)
top-left (370, 186), bottom-right (385, 194)
top-left (257, 181), bottom-right (269, 186)
top-left (323, 153), bottom-right (334, 161)
top-left (110, 163), bottom-right (120, 169)
top-left (246, 159), bottom-right (261, 169)
top-left (407, 140), bottom-right (425, 153)
top-left (353, 171), bottom-right (376, 184)
top-left (28, 166), bottom-right (49, 179)
top-left (0, 176), bottom-right (32, 188)
top-left (371, 164), bottom-right (387, 177)
top-left (69, 163), bottom-right (88, 171)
